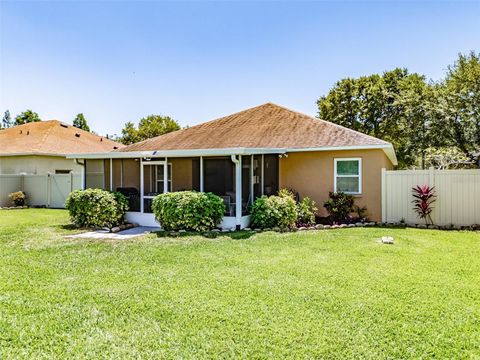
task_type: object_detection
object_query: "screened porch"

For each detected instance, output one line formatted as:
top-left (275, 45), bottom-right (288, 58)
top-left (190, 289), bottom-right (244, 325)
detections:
top-left (84, 154), bottom-right (279, 229)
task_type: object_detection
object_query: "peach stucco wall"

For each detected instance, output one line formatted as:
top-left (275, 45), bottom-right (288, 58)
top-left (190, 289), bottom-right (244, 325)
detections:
top-left (279, 149), bottom-right (393, 222)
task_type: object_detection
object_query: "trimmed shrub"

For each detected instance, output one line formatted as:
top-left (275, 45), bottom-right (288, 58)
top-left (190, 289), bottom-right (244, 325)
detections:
top-left (296, 197), bottom-right (318, 227)
top-left (151, 191), bottom-right (225, 232)
top-left (251, 191), bottom-right (298, 229)
top-left (65, 189), bottom-right (129, 228)
top-left (9, 191), bottom-right (26, 206)
top-left (323, 192), bottom-right (355, 224)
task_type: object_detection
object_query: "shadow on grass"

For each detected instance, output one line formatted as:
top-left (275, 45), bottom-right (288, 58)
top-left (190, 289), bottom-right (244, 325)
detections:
top-left (153, 230), bottom-right (257, 240)
top-left (53, 224), bottom-right (78, 231)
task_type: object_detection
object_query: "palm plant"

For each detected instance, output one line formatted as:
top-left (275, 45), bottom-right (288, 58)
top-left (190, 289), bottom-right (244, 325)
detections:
top-left (412, 185), bottom-right (436, 225)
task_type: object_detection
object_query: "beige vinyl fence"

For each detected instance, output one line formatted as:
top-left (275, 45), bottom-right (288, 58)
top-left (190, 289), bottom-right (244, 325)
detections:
top-left (0, 173), bottom-right (82, 208)
top-left (382, 168), bottom-right (480, 226)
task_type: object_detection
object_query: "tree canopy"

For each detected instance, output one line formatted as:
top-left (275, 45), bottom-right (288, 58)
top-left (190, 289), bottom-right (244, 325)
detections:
top-left (120, 115), bottom-right (180, 145)
top-left (14, 110), bottom-right (41, 125)
top-left (72, 113), bottom-right (90, 132)
top-left (431, 52), bottom-right (480, 163)
top-left (317, 52), bottom-right (479, 169)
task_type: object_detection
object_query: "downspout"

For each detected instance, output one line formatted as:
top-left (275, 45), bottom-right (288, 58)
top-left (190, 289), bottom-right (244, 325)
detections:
top-left (74, 159), bottom-right (86, 190)
top-left (231, 155), bottom-right (242, 230)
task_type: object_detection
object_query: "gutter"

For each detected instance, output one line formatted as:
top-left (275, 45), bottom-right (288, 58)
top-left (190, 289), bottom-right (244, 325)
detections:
top-left (65, 144), bottom-right (398, 166)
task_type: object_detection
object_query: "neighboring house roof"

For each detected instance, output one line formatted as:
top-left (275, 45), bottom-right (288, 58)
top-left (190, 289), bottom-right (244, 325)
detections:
top-left (120, 102), bottom-right (390, 151)
top-left (0, 120), bottom-right (123, 156)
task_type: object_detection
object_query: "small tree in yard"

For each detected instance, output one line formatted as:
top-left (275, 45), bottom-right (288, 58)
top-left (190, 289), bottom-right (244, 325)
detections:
top-left (412, 185), bottom-right (436, 225)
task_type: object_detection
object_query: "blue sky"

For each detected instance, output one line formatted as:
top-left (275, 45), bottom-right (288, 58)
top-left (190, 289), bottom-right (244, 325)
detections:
top-left (1, 1), bottom-right (479, 136)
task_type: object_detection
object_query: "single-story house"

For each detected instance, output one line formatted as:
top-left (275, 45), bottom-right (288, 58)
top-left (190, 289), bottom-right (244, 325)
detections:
top-left (68, 103), bottom-right (397, 229)
top-left (0, 120), bottom-right (122, 176)
top-left (0, 120), bottom-right (122, 207)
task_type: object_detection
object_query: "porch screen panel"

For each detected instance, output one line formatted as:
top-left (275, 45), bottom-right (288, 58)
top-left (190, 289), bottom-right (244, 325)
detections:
top-left (253, 155), bottom-right (262, 200)
top-left (85, 159), bottom-right (105, 189)
top-left (263, 154), bottom-right (279, 196)
top-left (118, 159), bottom-right (140, 212)
top-left (203, 158), bottom-right (234, 196)
top-left (192, 158), bottom-right (200, 191)
top-left (241, 156), bottom-right (252, 213)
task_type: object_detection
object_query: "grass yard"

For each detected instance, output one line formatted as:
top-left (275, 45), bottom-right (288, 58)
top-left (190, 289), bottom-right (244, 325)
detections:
top-left (1, 209), bottom-right (479, 359)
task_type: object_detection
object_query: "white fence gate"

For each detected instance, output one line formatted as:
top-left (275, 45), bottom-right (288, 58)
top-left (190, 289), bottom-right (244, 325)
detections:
top-left (0, 173), bottom-right (82, 208)
top-left (382, 168), bottom-right (480, 226)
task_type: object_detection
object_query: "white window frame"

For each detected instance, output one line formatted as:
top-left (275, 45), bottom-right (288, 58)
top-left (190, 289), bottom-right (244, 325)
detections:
top-left (334, 157), bottom-right (362, 195)
top-left (155, 163), bottom-right (172, 193)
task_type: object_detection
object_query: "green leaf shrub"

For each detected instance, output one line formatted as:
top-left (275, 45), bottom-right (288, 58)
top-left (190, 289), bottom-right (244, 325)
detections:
top-left (323, 192), bottom-right (355, 224)
top-left (65, 189), bottom-right (129, 229)
top-left (251, 190), bottom-right (298, 229)
top-left (151, 191), bottom-right (225, 232)
top-left (296, 197), bottom-right (318, 226)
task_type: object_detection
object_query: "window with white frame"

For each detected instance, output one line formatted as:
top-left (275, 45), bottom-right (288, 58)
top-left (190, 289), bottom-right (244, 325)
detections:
top-left (334, 158), bottom-right (362, 194)
top-left (156, 164), bottom-right (172, 193)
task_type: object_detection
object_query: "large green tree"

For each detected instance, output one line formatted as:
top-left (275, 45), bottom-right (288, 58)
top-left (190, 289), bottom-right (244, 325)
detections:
top-left (120, 115), bottom-right (180, 145)
top-left (72, 113), bottom-right (90, 132)
top-left (317, 69), bottom-right (433, 168)
top-left (120, 121), bottom-right (140, 145)
top-left (431, 52), bottom-right (480, 162)
top-left (14, 109), bottom-right (41, 125)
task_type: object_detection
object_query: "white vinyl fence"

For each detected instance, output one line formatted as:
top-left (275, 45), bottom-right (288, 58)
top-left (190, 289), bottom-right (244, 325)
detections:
top-left (0, 173), bottom-right (82, 208)
top-left (382, 168), bottom-right (480, 226)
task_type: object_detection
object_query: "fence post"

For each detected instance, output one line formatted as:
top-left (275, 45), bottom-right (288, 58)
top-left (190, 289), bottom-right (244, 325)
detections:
top-left (47, 173), bottom-right (51, 208)
top-left (429, 167), bottom-right (436, 224)
top-left (381, 168), bottom-right (386, 223)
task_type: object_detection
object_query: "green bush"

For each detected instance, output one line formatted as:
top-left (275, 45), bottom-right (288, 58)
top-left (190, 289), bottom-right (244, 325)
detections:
top-left (323, 192), bottom-right (355, 224)
top-left (9, 191), bottom-right (26, 206)
top-left (151, 191), bottom-right (225, 232)
top-left (296, 197), bottom-right (318, 226)
top-left (251, 191), bottom-right (298, 229)
top-left (65, 189), bottom-right (129, 228)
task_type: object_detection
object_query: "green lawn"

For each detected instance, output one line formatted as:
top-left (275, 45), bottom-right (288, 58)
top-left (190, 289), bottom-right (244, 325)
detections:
top-left (1, 209), bottom-right (479, 359)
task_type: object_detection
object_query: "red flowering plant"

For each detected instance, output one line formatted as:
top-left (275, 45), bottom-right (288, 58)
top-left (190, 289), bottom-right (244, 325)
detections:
top-left (412, 185), bottom-right (436, 225)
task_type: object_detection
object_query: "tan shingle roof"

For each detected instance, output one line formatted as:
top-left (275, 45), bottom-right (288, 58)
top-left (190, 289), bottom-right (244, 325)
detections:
top-left (0, 120), bottom-right (123, 156)
top-left (118, 103), bottom-right (390, 152)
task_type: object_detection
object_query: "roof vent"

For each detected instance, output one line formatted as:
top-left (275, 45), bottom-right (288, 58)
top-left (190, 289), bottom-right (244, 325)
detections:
top-left (60, 124), bottom-right (68, 128)
top-left (75, 133), bottom-right (81, 138)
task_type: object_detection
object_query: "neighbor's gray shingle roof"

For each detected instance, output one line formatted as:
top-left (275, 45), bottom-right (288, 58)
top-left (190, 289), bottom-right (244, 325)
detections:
top-left (118, 103), bottom-right (390, 152)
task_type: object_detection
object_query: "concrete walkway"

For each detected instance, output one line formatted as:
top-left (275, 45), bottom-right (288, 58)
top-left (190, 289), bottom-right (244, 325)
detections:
top-left (65, 226), bottom-right (161, 240)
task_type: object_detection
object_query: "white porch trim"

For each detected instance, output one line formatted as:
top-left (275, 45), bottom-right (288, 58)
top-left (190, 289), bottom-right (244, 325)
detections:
top-left (109, 158), bottom-right (113, 191)
top-left (199, 156), bottom-right (204, 192)
top-left (125, 212), bottom-right (251, 230)
top-left (250, 154), bottom-right (254, 203)
top-left (231, 155), bottom-right (242, 229)
top-left (68, 143), bottom-right (397, 166)
top-left (163, 157), bottom-right (168, 193)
